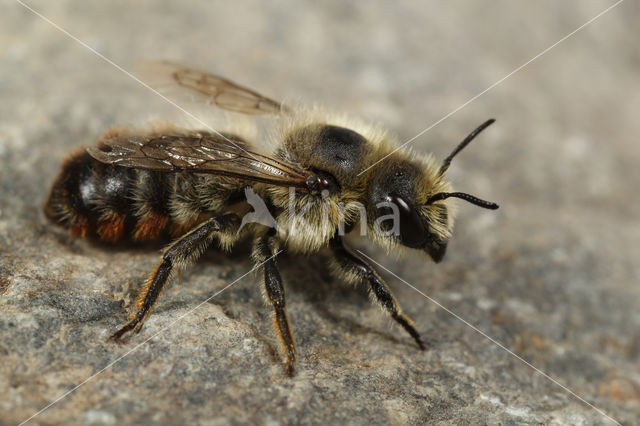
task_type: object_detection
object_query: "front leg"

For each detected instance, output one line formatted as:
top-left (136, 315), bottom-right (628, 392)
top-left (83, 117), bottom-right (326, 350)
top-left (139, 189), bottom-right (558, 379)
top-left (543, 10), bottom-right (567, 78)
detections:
top-left (329, 236), bottom-right (426, 350)
top-left (253, 233), bottom-right (296, 376)
top-left (111, 213), bottom-right (240, 340)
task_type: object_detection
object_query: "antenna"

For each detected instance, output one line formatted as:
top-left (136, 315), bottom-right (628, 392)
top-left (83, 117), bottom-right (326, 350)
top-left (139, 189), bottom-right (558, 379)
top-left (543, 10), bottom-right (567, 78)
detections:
top-left (427, 192), bottom-right (499, 210)
top-left (438, 118), bottom-right (495, 176)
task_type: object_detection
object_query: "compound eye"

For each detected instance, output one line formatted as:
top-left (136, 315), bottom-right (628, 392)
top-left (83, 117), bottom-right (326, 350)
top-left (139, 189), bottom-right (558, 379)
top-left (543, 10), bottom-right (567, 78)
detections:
top-left (390, 193), bottom-right (427, 248)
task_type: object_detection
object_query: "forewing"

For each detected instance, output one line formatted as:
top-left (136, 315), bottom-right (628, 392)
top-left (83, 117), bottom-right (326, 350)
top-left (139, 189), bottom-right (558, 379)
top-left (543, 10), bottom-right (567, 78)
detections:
top-left (87, 132), bottom-right (311, 189)
top-left (138, 60), bottom-right (287, 115)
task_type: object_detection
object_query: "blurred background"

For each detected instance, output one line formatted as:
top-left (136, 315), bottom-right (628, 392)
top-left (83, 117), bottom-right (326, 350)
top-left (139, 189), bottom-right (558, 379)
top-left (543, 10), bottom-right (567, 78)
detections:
top-left (1, 1), bottom-right (639, 424)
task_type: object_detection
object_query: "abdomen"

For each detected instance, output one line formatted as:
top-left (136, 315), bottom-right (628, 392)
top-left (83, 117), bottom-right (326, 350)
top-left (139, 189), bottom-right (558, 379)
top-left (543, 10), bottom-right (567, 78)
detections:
top-left (45, 149), bottom-right (207, 243)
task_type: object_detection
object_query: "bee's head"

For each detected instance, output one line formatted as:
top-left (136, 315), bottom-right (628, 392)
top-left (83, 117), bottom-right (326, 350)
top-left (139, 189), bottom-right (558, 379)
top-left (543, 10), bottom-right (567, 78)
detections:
top-left (365, 119), bottom-right (498, 262)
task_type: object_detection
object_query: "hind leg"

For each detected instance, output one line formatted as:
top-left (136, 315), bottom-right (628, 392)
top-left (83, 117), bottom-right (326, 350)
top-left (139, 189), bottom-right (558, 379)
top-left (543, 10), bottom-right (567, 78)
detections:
top-left (111, 213), bottom-right (240, 340)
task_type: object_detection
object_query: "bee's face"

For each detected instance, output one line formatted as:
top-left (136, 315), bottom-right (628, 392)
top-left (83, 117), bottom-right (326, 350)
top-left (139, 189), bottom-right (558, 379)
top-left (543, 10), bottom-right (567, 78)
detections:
top-left (366, 157), bottom-right (452, 262)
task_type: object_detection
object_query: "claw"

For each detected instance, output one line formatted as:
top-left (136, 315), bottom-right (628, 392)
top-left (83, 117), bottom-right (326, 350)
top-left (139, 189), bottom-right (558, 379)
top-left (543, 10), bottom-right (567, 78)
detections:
top-left (285, 360), bottom-right (296, 377)
top-left (110, 319), bottom-right (139, 341)
top-left (133, 321), bottom-right (145, 334)
top-left (285, 349), bottom-right (296, 377)
top-left (416, 337), bottom-right (427, 351)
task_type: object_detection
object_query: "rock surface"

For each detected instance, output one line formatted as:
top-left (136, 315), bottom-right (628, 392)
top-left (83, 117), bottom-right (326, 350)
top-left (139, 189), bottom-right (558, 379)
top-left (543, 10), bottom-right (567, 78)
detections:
top-left (1, 1), bottom-right (639, 424)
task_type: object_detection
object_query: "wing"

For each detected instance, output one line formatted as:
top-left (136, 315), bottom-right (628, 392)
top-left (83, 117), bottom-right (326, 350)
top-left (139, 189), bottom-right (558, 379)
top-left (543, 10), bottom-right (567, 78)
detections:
top-left (87, 131), bottom-right (314, 190)
top-left (138, 60), bottom-right (288, 115)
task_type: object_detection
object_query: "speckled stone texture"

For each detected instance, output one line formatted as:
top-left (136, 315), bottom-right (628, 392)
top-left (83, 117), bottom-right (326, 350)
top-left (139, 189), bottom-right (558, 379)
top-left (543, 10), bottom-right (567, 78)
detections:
top-left (1, 1), bottom-right (639, 424)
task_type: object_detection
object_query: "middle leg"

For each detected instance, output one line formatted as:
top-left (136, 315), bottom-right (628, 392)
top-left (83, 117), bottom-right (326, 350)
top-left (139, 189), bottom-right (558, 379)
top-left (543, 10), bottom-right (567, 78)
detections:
top-left (253, 232), bottom-right (296, 376)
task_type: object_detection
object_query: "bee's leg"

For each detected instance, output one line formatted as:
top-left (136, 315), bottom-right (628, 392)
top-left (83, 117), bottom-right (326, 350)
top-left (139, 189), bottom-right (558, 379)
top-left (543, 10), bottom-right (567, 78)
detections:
top-left (253, 233), bottom-right (296, 376)
top-left (111, 213), bottom-right (240, 340)
top-left (329, 236), bottom-right (426, 350)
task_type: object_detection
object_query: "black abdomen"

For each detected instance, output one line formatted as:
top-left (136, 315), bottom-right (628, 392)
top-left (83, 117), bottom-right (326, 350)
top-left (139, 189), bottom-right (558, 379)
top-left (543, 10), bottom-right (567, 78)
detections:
top-left (45, 149), bottom-right (182, 243)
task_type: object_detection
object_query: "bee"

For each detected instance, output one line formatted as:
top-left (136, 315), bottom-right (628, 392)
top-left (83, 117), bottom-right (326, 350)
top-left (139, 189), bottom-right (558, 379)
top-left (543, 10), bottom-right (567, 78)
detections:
top-left (44, 61), bottom-right (499, 376)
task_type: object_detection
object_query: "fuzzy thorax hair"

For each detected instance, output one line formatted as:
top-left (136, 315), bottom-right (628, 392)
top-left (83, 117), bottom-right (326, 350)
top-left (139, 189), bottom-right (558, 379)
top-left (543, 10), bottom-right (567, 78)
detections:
top-left (267, 106), bottom-right (458, 254)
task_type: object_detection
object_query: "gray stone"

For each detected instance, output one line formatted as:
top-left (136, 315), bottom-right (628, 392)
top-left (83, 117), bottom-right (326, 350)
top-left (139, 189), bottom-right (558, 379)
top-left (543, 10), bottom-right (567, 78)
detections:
top-left (1, 1), bottom-right (639, 424)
